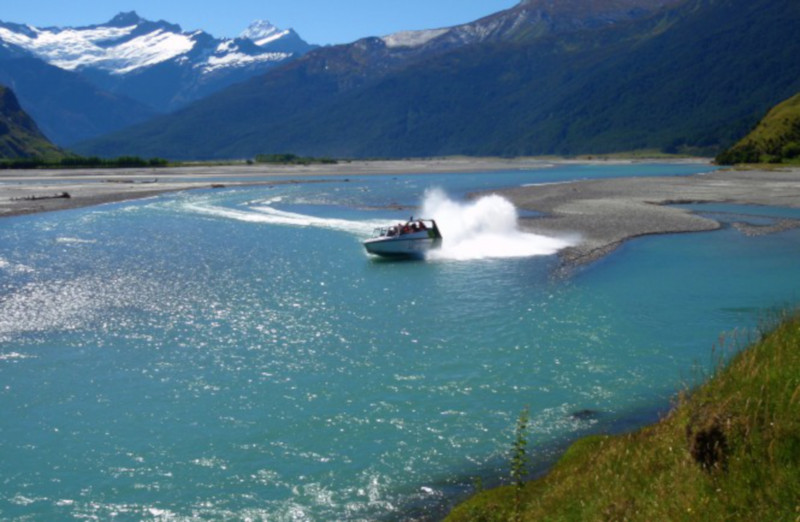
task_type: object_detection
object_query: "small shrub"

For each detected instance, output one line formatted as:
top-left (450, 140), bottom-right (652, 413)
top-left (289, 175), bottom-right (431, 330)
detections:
top-left (781, 141), bottom-right (800, 159)
top-left (510, 406), bottom-right (530, 519)
top-left (686, 409), bottom-right (729, 472)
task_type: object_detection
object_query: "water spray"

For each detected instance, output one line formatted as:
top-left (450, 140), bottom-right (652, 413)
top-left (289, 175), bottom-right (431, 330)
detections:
top-left (420, 188), bottom-right (571, 261)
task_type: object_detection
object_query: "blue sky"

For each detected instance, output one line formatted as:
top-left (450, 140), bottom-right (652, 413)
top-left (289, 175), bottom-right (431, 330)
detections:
top-left (1, 1), bottom-right (518, 45)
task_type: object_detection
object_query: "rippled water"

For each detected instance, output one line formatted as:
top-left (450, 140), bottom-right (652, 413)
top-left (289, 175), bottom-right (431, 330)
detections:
top-left (1, 164), bottom-right (799, 520)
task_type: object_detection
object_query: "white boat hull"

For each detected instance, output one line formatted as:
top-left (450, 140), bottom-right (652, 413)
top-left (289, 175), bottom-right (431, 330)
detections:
top-left (364, 233), bottom-right (441, 258)
top-left (363, 218), bottom-right (443, 258)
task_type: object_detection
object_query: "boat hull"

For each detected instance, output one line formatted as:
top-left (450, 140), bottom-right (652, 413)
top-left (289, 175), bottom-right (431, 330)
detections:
top-left (363, 233), bottom-right (442, 258)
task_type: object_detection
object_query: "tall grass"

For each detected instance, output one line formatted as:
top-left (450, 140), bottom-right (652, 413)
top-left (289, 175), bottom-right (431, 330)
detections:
top-left (447, 312), bottom-right (800, 521)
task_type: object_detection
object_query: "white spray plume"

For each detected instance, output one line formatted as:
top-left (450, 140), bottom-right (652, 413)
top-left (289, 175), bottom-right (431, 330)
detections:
top-left (420, 188), bottom-right (571, 261)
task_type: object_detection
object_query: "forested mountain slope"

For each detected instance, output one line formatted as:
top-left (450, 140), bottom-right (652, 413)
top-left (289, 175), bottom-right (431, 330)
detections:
top-left (77, 0), bottom-right (800, 160)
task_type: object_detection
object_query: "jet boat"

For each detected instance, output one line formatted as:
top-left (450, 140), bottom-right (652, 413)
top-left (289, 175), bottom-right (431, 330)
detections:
top-left (363, 218), bottom-right (443, 258)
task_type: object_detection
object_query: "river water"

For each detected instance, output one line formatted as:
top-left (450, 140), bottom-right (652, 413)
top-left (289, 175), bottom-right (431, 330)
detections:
top-left (1, 163), bottom-right (799, 520)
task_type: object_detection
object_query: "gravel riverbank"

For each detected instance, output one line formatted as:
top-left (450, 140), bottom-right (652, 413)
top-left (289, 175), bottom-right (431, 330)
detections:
top-left (493, 167), bottom-right (800, 266)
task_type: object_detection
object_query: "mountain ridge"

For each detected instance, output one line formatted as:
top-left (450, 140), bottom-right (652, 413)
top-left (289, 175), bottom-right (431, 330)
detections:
top-left (0, 85), bottom-right (62, 159)
top-left (0, 52), bottom-right (157, 146)
top-left (76, 0), bottom-right (800, 160)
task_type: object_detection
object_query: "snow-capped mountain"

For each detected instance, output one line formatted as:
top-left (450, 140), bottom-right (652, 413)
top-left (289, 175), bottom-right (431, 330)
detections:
top-left (240, 20), bottom-right (290, 47)
top-left (0, 12), bottom-right (315, 112)
top-left (0, 14), bottom-right (195, 74)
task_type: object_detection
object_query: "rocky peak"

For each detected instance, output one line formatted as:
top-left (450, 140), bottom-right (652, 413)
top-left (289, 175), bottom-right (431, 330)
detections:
top-left (241, 20), bottom-right (282, 41)
top-left (107, 11), bottom-right (145, 27)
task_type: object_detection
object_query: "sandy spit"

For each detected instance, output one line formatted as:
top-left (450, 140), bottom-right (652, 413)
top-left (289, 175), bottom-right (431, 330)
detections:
top-left (492, 167), bottom-right (800, 267)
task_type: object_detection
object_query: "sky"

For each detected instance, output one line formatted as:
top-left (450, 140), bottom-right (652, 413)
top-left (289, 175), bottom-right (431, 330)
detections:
top-left (0, 0), bottom-right (518, 45)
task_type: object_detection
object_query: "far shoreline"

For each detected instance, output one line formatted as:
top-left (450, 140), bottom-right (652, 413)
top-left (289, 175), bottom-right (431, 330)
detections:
top-left (0, 157), bottom-right (565, 218)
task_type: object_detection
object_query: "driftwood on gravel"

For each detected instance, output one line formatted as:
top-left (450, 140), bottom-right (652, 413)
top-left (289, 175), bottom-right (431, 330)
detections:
top-left (12, 191), bottom-right (71, 201)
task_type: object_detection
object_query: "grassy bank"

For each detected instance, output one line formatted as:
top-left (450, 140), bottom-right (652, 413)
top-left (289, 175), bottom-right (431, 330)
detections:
top-left (447, 313), bottom-right (800, 521)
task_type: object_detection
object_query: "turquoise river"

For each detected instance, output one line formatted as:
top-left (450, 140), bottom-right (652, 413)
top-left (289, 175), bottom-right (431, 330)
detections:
top-left (1, 163), bottom-right (799, 520)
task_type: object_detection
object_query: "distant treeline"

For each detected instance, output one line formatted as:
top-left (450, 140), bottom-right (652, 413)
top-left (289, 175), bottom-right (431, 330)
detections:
top-left (0, 155), bottom-right (169, 170)
top-left (253, 153), bottom-right (338, 165)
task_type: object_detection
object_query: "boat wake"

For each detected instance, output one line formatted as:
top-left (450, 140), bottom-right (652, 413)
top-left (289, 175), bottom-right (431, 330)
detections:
top-left (183, 198), bottom-right (381, 236)
top-left (420, 188), bottom-right (572, 261)
top-left (182, 189), bottom-right (572, 261)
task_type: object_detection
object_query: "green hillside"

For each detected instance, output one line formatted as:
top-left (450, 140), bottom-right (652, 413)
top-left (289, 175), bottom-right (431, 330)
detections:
top-left (0, 85), bottom-right (63, 160)
top-left (447, 312), bottom-right (800, 521)
top-left (716, 92), bottom-right (800, 164)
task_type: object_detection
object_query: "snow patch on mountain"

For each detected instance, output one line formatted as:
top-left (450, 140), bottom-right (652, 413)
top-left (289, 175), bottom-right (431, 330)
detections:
top-left (382, 28), bottom-right (450, 48)
top-left (0, 24), bottom-right (135, 70)
top-left (106, 31), bottom-right (196, 74)
top-left (203, 50), bottom-right (290, 74)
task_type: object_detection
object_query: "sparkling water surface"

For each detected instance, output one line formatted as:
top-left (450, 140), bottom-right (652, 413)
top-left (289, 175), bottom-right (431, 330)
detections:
top-left (1, 164), bottom-right (799, 520)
